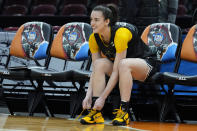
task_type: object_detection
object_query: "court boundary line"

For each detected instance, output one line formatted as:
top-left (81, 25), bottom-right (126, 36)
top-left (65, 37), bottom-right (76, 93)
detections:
top-left (69, 117), bottom-right (150, 131)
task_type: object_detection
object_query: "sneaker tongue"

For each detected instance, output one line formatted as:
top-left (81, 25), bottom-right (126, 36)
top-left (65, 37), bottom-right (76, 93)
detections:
top-left (91, 109), bottom-right (98, 114)
top-left (120, 101), bottom-right (129, 112)
top-left (87, 109), bottom-right (97, 117)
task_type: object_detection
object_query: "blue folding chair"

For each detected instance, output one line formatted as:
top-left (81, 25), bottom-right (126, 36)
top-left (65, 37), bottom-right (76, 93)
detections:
top-left (153, 24), bottom-right (197, 122)
top-left (0, 21), bottom-right (54, 116)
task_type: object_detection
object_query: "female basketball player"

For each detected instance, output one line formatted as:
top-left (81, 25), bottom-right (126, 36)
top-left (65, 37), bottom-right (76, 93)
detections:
top-left (80, 5), bottom-right (160, 126)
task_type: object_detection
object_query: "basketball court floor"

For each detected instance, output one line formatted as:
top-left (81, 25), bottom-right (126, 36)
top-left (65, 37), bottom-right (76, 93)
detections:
top-left (0, 113), bottom-right (197, 131)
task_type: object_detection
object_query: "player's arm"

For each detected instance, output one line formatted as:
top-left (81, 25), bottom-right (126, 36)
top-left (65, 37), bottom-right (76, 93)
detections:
top-left (85, 52), bottom-right (101, 98)
top-left (84, 33), bottom-right (101, 99)
top-left (99, 28), bottom-right (132, 100)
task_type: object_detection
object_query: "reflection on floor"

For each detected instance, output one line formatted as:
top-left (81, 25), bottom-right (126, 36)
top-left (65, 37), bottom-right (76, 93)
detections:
top-left (0, 113), bottom-right (197, 131)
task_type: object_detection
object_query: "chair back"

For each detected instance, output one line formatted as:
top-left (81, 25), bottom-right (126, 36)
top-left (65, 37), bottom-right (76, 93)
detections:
top-left (62, 0), bottom-right (87, 5)
top-left (33, 0), bottom-right (60, 7)
top-left (97, 0), bottom-right (119, 5)
top-left (60, 4), bottom-right (87, 16)
top-left (3, 5), bottom-right (28, 16)
top-left (141, 23), bottom-right (182, 62)
top-left (10, 21), bottom-right (53, 60)
top-left (181, 24), bottom-right (197, 62)
top-left (4, 0), bottom-right (31, 6)
top-left (115, 21), bottom-right (139, 48)
top-left (50, 22), bottom-right (92, 60)
top-left (31, 4), bottom-right (57, 16)
top-left (116, 22), bottom-right (138, 36)
top-left (177, 4), bottom-right (188, 16)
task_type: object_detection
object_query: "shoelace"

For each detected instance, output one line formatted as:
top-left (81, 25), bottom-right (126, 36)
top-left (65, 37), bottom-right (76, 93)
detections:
top-left (75, 109), bottom-right (85, 121)
top-left (113, 108), bottom-right (124, 118)
top-left (75, 109), bottom-right (97, 121)
top-left (86, 109), bottom-right (97, 117)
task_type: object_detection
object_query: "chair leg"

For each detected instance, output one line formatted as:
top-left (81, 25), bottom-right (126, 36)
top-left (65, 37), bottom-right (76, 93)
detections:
top-left (5, 99), bottom-right (14, 115)
top-left (70, 84), bottom-right (85, 118)
top-left (0, 87), bottom-right (14, 115)
top-left (42, 97), bottom-right (54, 117)
top-left (169, 93), bottom-right (181, 123)
top-left (70, 93), bottom-right (85, 118)
top-left (70, 101), bottom-right (79, 118)
top-left (160, 89), bottom-right (181, 123)
top-left (28, 80), bottom-right (54, 117)
top-left (28, 91), bottom-right (44, 116)
top-left (160, 94), bottom-right (170, 122)
top-left (28, 90), bottom-right (54, 117)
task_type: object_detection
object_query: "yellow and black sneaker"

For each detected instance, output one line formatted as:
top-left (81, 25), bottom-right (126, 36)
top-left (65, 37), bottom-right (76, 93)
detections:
top-left (80, 109), bottom-right (104, 124)
top-left (112, 106), bottom-right (130, 126)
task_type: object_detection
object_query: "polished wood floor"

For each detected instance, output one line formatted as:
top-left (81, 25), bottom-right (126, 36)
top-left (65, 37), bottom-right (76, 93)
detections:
top-left (0, 113), bottom-right (197, 131)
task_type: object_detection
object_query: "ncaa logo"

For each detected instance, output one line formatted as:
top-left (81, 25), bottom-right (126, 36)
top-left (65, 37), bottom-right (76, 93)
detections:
top-left (153, 33), bottom-right (164, 45)
top-left (27, 31), bottom-right (37, 43)
top-left (68, 32), bottom-right (78, 43)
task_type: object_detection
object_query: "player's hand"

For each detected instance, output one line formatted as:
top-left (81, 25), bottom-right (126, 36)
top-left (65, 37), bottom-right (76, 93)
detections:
top-left (93, 97), bottom-right (105, 111)
top-left (82, 96), bottom-right (92, 110)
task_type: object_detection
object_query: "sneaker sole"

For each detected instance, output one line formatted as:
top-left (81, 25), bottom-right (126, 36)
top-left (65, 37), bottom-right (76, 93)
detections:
top-left (80, 119), bottom-right (104, 124)
top-left (112, 119), bottom-right (129, 126)
top-left (80, 119), bottom-right (95, 124)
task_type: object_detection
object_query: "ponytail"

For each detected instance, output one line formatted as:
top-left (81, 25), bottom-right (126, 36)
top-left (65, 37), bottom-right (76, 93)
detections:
top-left (107, 4), bottom-right (118, 26)
top-left (92, 4), bottom-right (118, 26)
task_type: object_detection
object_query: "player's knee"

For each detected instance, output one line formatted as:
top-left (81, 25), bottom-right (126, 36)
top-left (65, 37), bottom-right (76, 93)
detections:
top-left (94, 59), bottom-right (106, 71)
top-left (118, 59), bottom-right (130, 72)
